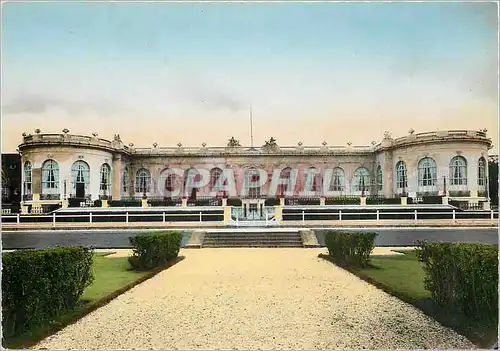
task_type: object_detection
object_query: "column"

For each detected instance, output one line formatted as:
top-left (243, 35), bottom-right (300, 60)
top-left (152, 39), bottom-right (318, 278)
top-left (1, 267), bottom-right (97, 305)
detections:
top-left (383, 151), bottom-right (394, 198)
top-left (112, 154), bottom-right (122, 201)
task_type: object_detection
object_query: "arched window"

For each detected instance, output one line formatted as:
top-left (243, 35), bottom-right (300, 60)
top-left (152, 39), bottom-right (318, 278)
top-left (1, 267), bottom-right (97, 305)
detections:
top-left (184, 168), bottom-right (201, 199)
top-left (71, 161), bottom-right (90, 185)
top-left (376, 165), bottom-right (383, 191)
top-left (135, 168), bottom-right (151, 193)
top-left (330, 168), bottom-right (345, 192)
top-left (353, 167), bottom-right (370, 192)
top-left (277, 167), bottom-right (292, 196)
top-left (24, 161), bottom-right (32, 195)
top-left (245, 168), bottom-right (261, 198)
top-left (418, 157), bottom-right (437, 187)
top-left (450, 156), bottom-right (467, 186)
top-left (307, 167), bottom-right (321, 194)
top-left (100, 163), bottom-right (112, 193)
top-left (396, 161), bottom-right (407, 189)
top-left (478, 157), bottom-right (486, 187)
top-left (42, 159), bottom-right (59, 191)
top-left (210, 167), bottom-right (227, 197)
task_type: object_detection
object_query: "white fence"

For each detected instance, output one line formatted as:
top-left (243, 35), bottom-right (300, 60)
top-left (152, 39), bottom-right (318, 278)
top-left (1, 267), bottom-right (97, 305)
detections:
top-left (0, 209), bottom-right (498, 227)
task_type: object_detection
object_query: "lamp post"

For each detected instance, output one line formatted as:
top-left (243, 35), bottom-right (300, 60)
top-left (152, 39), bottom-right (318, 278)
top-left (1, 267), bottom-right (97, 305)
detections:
top-left (443, 176), bottom-right (447, 196)
top-left (64, 180), bottom-right (67, 200)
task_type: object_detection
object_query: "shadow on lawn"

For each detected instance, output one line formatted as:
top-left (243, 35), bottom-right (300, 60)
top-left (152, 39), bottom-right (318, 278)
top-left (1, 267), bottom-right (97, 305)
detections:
top-left (318, 253), bottom-right (497, 349)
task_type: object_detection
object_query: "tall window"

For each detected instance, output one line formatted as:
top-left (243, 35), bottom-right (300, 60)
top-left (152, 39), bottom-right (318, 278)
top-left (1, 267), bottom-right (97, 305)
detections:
top-left (135, 168), bottom-right (151, 193)
top-left (396, 161), bottom-right (407, 189)
top-left (353, 167), bottom-right (370, 192)
top-left (100, 163), bottom-right (112, 192)
top-left (330, 168), bottom-right (345, 192)
top-left (71, 161), bottom-right (90, 185)
top-left (478, 157), bottom-right (486, 186)
top-left (306, 167), bottom-right (321, 194)
top-left (42, 159), bottom-right (59, 191)
top-left (123, 167), bottom-right (129, 193)
top-left (245, 168), bottom-right (260, 198)
top-left (210, 167), bottom-right (226, 197)
top-left (184, 168), bottom-right (201, 199)
top-left (450, 156), bottom-right (467, 186)
top-left (24, 161), bottom-right (32, 194)
top-left (376, 165), bottom-right (383, 191)
top-left (418, 157), bottom-right (437, 187)
top-left (277, 167), bottom-right (292, 196)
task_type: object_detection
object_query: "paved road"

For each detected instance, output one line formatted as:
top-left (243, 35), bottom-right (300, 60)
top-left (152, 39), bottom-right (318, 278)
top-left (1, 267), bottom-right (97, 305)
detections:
top-left (1, 228), bottom-right (497, 249)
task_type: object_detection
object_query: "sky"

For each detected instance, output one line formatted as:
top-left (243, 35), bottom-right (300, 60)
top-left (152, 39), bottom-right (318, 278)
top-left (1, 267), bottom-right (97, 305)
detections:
top-left (1, 1), bottom-right (498, 153)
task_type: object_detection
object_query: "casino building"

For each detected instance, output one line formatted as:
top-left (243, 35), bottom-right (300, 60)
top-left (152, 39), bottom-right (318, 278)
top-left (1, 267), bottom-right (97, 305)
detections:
top-left (16, 128), bottom-right (492, 213)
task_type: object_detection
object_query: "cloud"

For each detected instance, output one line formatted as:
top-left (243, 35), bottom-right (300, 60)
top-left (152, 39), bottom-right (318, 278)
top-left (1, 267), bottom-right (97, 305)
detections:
top-left (2, 94), bottom-right (122, 115)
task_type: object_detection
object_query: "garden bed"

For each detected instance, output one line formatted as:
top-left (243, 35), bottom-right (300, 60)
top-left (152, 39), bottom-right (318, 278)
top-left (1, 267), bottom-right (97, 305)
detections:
top-left (319, 250), bottom-right (497, 348)
top-left (5, 253), bottom-right (185, 349)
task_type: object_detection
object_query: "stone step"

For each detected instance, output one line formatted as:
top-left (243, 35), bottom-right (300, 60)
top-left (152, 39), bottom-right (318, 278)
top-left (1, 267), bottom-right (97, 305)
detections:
top-left (202, 230), bottom-right (304, 248)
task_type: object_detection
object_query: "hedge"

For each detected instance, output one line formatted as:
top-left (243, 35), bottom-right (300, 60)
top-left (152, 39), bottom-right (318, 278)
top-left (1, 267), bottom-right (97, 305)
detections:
top-left (416, 242), bottom-right (498, 323)
top-left (325, 197), bottom-right (360, 205)
top-left (128, 231), bottom-right (183, 271)
top-left (324, 231), bottom-right (377, 267)
top-left (366, 197), bottom-right (401, 205)
top-left (2, 247), bottom-right (94, 339)
top-left (109, 199), bottom-right (142, 207)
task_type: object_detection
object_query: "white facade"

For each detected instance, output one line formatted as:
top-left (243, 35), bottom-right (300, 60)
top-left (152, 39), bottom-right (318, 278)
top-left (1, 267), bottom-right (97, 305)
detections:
top-left (18, 129), bottom-right (492, 207)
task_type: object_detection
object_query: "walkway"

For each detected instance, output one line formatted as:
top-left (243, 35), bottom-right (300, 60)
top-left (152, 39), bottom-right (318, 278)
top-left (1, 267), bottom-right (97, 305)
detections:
top-left (35, 248), bottom-right (473, 350)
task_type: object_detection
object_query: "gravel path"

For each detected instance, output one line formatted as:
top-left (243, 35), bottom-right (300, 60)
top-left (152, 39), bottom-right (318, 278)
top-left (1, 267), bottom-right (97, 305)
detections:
top-left (35, 248), bottom-right (474, 350)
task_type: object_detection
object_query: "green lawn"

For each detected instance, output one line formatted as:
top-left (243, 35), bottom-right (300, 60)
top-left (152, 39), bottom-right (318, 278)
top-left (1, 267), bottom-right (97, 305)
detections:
top-left (5, 252), bottom-right (160, 349)
top-left (82, 254), bottom-right (150, 302)
top-left (322, 250), bottom-right (497, 348)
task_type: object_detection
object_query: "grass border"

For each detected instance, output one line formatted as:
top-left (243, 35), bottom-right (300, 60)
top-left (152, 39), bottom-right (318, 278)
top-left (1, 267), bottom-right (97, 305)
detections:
top-left (4, 255), bottom-right (186, 350)
top-left (318, 253), bottom-right (497, 348)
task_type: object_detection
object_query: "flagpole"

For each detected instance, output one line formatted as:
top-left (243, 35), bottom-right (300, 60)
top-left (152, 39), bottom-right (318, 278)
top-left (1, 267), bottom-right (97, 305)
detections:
top-left (250, 105), bottom-right (254, 149)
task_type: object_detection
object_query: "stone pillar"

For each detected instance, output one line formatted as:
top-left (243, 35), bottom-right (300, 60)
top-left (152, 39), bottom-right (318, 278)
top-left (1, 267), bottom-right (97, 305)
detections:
top-left (279, 197), bottom-right (285, 206)
top-left (112, 154), bottom-right (122, 201)
top-left (382, 151), bottom-right (394, 198)
top-left (442, 196), bottom-right (449, 205)
top-left (274, 205), bottom-right (283, 221)
top-left (181, 198), bottom-right (187, 207)
top-left (221, 198), bottom-right (227, 206)
top-left (223, 206), bottom-right (231, 224)
top-left (61, 199), bottom-right (68, 208)
top-left (483, 201), bottom-right (491, 210)
top-left (32, 168), bottom-right (42, 202)
top-left (141, 199), bottom-right (148, 208)
top-left (400, 196), bottom-right (407, 206)
top-left (360, 196), bottom-right (366, 206)
top-left (101, 199), bottom-right (108, 208)
top-left (21, 205), bottom-right (29, 214)
top-left (320, 197), bottom-right (326, 206)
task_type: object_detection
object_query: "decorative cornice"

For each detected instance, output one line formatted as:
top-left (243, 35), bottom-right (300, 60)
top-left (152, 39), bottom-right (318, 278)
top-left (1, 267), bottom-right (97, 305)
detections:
top-left (18, 129), bottom-right (492, 158)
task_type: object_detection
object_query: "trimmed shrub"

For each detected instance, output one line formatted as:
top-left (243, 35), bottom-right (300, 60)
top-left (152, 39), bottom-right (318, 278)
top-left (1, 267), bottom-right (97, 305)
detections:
top-left (324, 231), bottom-right (377, 267)
top-left (325, 197), bottom-right (360, 205)
top-left (366, 196), bottom-right (401, 205)
top-left (128, 231), bottom-right (183, 271)
top-left (109, 199), bottom-right (142, 207)
top-left (416, 242), bottom-right (498, 323)
top-left (2, 247), bottom-right (94, 339)
top-left (421, 195), bottom-right (443, 204)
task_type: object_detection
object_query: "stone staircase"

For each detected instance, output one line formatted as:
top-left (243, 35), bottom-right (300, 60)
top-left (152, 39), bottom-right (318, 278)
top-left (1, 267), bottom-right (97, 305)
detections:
top-left (201, 228), bottom-right (306, 248)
